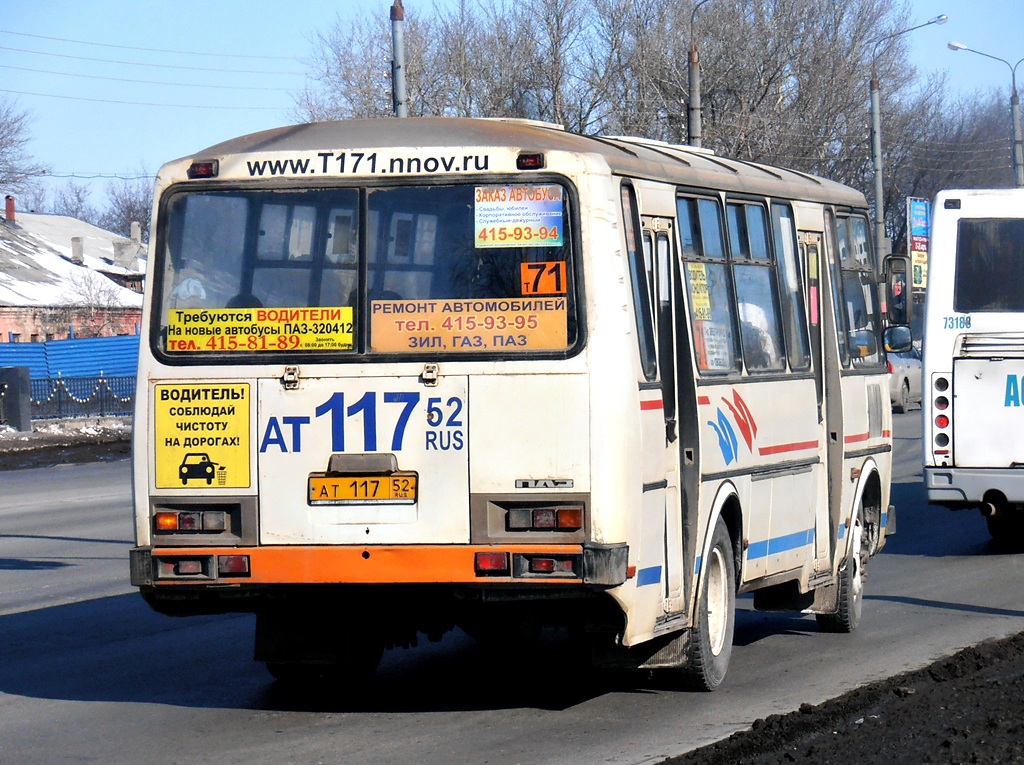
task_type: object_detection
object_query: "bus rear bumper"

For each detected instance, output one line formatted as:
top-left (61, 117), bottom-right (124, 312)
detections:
top-left (925, 466), bottom-right (1024, 508)
top-left (130, 542), bottom-right (628, 589)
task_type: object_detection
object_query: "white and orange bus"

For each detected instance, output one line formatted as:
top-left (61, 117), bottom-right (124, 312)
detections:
top-left (130, 118), bottom-right (903, 689)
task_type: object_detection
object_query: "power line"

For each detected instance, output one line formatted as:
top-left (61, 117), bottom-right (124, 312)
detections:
top-left (0, 44), bottom-right (302, 76)
top-left (0, 86), bottom-right (284, 111)
top-left (0, 27), bottom-right (302, 61)
top-left (0, 63), bottom-right (294, 93)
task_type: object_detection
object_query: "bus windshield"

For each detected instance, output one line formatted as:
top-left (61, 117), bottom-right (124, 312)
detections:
top-left (156, 182), bottom-right (578, 357)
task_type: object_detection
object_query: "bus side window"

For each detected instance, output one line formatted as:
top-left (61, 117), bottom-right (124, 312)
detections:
top-left (677, 196), bottom-right (740, 374)
top-left (837, 215), bottom-right (882, 365)
top-left (727, 202), bottom-right (786, 372)
top-left (771, 204), bottom-right (811, 371)
top-left (622, 184), bottom-right (657, 381)
top-left (823, 210), bottom-right (850, 366)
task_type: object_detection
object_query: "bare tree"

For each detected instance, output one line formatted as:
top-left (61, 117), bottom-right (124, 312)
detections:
top-left (98, 174), bottom-right (153, 241)
top-left (53, 266), bottom-right (130, 338)
top-left (292, 0), bottom-right (1012, 238)
top-left (0, 98), bottom-right (47, 191)
top-left (53, 181), bottom-right (99, 225)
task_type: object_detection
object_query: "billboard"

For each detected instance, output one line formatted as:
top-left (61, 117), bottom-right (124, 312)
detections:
top-left (907, 197), bottom-right (930, 290)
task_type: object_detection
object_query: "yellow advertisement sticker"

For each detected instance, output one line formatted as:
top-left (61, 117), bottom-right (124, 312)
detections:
top-left (154, 383), bottom-right (250, 489)
top-left (166, 307), bottom-right (354, 352)
top-left (687, 262), bottom-right (712, 321)
top-left (370, 298), bottom-right (567, 352)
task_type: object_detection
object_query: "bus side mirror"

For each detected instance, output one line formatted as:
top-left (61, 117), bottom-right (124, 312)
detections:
top-left (884, 325), bottom-right (913, 353)
top-left (883, 254), bottom-right (912, 327)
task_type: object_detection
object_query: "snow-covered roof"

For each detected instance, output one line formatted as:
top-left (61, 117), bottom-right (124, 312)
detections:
top-left (0, 212), bottom-right (145, 309)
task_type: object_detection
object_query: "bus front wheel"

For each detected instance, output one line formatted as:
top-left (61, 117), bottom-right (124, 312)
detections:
top-left (682, 518), bottom-right (736, 691)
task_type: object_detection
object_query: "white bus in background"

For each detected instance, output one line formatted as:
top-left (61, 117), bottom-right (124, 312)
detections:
top-left (923, 188), bottom-right (1024, 545)
top-left (129, 117), bottom-right (907, 690)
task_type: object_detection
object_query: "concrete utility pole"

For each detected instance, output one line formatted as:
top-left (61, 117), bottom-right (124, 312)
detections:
top-left (391, 0), bottom-right (409, 118)
top-left (869, 14), bottom-right (947, 259)
top-left (686, 0), bottom-right (715, 147)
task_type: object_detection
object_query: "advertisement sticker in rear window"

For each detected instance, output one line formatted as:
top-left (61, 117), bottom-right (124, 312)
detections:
top-left (474, 184), bottom-right (564, 248)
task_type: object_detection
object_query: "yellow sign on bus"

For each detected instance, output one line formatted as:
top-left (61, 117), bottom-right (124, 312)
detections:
top-left (166, 307), bottom-right (354, 353)
top-left (154, 383), bottom-right (250, 489)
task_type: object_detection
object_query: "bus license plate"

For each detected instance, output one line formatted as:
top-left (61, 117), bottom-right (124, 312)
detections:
top-left (308, 474), bottom-right (418, 505)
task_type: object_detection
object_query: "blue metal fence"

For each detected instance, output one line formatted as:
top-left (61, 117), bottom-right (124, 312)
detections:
top-left (30, 375), bottom-right (135, 419)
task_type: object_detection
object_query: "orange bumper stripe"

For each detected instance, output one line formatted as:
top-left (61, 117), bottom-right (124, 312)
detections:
top-left (151, 544), bottom-right (584, 585)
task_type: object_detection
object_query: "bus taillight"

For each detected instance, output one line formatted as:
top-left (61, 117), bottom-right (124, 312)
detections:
top-left (932, 376), bottom-right (952, 454)
top-left (475, 552), bottom-right (510, 575)
top-left (187, 160), bottom-right (219, 179)
top-left (217, 555), bottom-right (250, 576)
top-left (507, 505), bottom-right (584, 532)
top-left (516, 152), bottom-right (545, 170)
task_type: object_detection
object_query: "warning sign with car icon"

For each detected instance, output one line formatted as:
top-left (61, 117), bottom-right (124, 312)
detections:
top-left (154, 383), bottom-right (250, 489)
top-left (178, 452), bottom-right (217, 484)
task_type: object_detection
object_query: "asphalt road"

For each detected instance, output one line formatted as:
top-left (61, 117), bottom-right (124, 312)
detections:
top-left (2, 410), bottom-right (1023, 765)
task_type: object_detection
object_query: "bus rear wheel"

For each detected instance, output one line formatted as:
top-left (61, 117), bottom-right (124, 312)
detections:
top-left (817, 515), bottom-right (864, 633)
top-left (682, 518), bottom-right (736, 691)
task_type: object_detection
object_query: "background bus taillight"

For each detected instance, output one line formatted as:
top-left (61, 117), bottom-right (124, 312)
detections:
top-left (933, 376), bottom-right (951, 453)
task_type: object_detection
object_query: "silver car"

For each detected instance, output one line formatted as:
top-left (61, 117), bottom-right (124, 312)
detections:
top-left (888, 346), bottom-right (922, 413)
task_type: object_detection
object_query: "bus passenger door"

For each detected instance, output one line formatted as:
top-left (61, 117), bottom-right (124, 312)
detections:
top-left (643, 218), bottom-right (692, 615)
top-left (800, 231), bottom-right (835, 565)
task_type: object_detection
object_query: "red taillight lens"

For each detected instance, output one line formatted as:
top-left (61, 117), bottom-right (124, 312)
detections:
top-left (935, 396), bottom-right (949, 410)
top-left (475, 551), bottom-right (510, 575)
top-left (176, 559), bottom-right (203, 575)
top-left (533, 508), bottom-right (557, 529)
top-left (936, 414), bottom-right (950, 429)
top-left (887, 360), bottom-right (893, 374)
top-left (516, 152), bottom-right (545, 170)
top-left (218, 555), bottom-right (250, 576)
top-left (531, 558), bottom-right (556, 574)
top-left (187, 160), bottom-right (219, 179)
top-left (528, 557), bottom-right (575, 575)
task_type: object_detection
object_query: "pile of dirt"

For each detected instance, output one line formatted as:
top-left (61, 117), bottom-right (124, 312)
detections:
top-left (0, 420), bottom-right (131, 471)
top-left (669, 630), bottom-right (1024, 765)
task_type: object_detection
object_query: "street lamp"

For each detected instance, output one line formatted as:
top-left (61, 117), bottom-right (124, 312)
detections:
top-left (869, 14), bottom-right (947, 258)
top-left (687, 0), bottom-right (715, 147)
top-left (947, 41), bottom-right (1024, 188)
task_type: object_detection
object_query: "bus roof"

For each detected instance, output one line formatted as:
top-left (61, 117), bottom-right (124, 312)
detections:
top-left (186, 117), bottom-right (867, 208)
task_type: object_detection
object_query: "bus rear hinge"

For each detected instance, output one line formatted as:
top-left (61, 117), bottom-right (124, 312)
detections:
top-left (420, 363), bottom-right (439, 387)
top-left (281, 365), bottom-right (300, 389)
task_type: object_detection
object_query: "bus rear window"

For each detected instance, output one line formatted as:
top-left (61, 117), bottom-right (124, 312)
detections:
top-left (954, 219), bottom-right (1024, 312)
top-left (156, 183), bottom-right (578, 357)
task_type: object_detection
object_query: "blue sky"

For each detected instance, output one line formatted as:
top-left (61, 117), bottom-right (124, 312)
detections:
top-left (3, 0), bottom-right (1021, 209)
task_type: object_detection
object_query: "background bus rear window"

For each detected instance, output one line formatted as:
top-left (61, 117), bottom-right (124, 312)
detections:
top-left (954, 219), bottom-right (1024, 312)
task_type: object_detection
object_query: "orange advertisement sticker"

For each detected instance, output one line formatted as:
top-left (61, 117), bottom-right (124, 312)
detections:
top-left (520, 261), bottom-right (567, 296)
top-left (370, 298), bottom-right (567, 352)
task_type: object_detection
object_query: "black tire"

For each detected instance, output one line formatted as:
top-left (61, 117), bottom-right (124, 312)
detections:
top-left (985, 514), bottom-right (1024, 551)
top-left (682, 518), bottom-right (736, 691)
top-left (817, 515), bottom-right (865, 633)
top-left (893, 380), bottom-right (909, 413)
